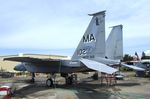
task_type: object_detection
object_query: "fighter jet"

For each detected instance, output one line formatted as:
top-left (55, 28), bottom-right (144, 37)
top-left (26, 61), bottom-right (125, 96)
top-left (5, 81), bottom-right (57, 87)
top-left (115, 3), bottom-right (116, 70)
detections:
top-left (13, 25), bottom-right (123, 72)
top-left (4, 11), bottom-right (144, 87)
top-left (125, 52), bottom-right (150, 77)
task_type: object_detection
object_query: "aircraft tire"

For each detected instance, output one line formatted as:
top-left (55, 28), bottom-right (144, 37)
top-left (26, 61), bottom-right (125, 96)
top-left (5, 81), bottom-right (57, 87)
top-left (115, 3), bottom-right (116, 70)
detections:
top-left (46, 78), bottom-right (53, 87)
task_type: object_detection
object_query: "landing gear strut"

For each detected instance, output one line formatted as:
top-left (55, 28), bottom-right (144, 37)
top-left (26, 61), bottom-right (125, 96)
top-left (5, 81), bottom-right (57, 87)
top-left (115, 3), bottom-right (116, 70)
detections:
top-left (31, 73), bottom-right (35, 83)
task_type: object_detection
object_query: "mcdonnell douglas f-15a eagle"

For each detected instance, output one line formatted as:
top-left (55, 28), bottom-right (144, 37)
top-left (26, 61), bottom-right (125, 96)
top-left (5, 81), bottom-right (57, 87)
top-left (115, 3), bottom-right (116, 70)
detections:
top-left (4, 11), bottom-right (144, 87)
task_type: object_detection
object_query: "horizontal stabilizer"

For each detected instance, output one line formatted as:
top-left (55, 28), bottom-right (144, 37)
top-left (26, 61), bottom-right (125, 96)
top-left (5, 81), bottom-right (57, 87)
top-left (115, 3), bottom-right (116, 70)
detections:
top-left (121, 63), bottom-right (145, 71)
top-left (80, 58), bottom-right (118, 74)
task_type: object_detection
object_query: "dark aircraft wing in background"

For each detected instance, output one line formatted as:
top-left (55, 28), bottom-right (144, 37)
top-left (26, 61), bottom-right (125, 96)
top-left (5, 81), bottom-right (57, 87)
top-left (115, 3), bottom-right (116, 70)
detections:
top-left (3, 57), bottom-right (60, 64)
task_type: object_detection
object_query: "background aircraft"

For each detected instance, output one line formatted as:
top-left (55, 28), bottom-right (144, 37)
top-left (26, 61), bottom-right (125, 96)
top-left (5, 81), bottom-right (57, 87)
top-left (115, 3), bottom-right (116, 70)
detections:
top-left (4, 11), bottom-right (144, 87)
top-left (125, 52), bottom-right (150, 77)
top-left (135, 59), bottom-right (150, 76)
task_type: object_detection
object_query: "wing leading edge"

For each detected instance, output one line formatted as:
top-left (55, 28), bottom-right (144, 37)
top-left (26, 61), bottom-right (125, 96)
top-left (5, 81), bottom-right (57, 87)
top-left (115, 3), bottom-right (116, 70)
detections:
top-left (3, 57), bottom-right (60, 64)
top-left (80, 58), bottom-right (118, 74)
top-left (121, 63), bottom-right (145, 71)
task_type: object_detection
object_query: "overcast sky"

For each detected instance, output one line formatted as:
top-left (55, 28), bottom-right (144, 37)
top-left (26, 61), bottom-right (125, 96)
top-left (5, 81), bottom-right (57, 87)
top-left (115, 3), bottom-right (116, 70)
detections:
top-left (0, 0), bottom-right (150, 56)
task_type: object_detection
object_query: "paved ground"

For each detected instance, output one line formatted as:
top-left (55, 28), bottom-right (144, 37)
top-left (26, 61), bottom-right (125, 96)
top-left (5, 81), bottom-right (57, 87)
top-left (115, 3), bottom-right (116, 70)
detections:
top-left (0, 72), bottom-right (150, 99)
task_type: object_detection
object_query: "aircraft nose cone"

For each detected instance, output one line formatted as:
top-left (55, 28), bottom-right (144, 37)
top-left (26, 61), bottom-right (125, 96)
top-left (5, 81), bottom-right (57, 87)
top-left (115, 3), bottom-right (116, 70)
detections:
top-left (14, 64), bottom-right (26, 71)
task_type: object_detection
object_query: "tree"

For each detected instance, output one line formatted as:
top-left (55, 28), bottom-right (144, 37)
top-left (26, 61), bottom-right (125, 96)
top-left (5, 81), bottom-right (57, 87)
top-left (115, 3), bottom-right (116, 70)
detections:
top-left (123, 54), bottom-right (133, 62)
top-left (141, 56), bottom-right (150, 60)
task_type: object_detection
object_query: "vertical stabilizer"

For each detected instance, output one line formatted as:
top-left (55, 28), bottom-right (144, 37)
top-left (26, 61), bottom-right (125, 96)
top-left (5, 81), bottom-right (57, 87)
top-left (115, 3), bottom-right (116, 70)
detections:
top-left (72, 11), bottom-right (106, 60)
top-left (106, 25), bottom-right (123, 60)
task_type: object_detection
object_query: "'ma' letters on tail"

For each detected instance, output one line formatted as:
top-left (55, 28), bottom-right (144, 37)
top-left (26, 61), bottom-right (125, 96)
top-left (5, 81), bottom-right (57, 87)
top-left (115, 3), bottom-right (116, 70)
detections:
top-left (72, 11), bottom-right (106, 60)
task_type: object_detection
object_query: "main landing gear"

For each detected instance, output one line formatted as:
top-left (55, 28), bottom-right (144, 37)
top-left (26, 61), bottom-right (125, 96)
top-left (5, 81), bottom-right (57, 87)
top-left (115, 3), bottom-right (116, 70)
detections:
top-left (46, 73), bottom-right (77, 87)
top-left (46, 73), bottom-right (56, 87)
top-left (46, 78), bottom-right (53, 87)
top-left (30, 73), bottom-right (78, 87)
top-left (61, 73), bottom-right (77, 85)
top-left (30, 73), bottom-right (54, 86)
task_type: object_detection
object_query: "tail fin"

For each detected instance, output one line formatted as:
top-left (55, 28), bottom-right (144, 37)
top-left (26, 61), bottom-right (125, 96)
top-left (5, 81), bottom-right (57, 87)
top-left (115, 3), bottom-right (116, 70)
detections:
top-left (72, 11), bottom-right (106, 60)
top-left (105, 25), bottom-right (123, 60)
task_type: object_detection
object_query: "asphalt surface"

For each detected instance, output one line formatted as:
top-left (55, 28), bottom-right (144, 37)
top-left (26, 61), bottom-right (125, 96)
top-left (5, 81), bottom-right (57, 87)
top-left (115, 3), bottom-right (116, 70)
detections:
top-left (0, 72), bottom-right (150, 99)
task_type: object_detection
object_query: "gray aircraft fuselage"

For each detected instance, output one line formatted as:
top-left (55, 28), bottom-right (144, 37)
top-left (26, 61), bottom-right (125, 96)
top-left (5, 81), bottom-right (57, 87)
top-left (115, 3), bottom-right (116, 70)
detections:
top-left (20, 60), bottom-right (93, 73)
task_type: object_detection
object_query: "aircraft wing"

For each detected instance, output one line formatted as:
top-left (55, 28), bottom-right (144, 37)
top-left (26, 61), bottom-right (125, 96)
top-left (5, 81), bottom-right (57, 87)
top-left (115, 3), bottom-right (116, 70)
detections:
top-left (121, 63), bottom-right (145, 71)
top-left (3, 57), bottom-right (60, 64)
top-left (80, 58), bottom-right (118, 74)
top-left (94, 57), bottom-right (145, 71)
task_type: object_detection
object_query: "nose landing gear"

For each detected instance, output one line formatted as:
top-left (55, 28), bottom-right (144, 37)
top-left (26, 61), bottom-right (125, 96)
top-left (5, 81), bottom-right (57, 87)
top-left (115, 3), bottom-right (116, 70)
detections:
top-left (30, 73), bottom-right (35, 83)
top-left (46, 78), bottom-right (53, 87)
